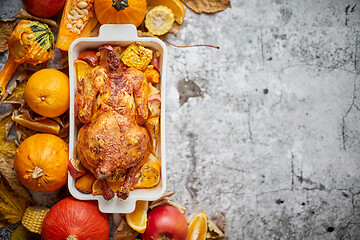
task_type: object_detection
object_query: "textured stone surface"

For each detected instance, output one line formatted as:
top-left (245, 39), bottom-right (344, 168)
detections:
top-left (164, 1), bottom-right (360, 239)
top-left (0, 0), bottom-right (360, 239)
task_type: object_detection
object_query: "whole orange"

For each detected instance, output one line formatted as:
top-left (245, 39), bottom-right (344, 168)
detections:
top-left (25, 68), bottom-right (70, 118)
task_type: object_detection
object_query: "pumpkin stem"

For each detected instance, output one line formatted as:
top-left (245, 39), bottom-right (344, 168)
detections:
top-left (66, 235), bottom-right (79, 240)
top-left (32, 166), bottom-right (44, 179)
top-left (112, 0), bottom-right (129, 11)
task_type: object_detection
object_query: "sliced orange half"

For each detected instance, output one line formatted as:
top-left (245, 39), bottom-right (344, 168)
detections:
top-left (186, 211), bottom-right (208, 240)
top-left (13, 114), bottom-right (60, 134)
top-left (74, 60), bottom-right (92, 83)
top-left (133, 162), bottom-right (161, 189)
top-left (125, 200), bottom-right (148, 233)
top-left (147, 0), bottom-right (185, 24)
top-left (92, 180), bottom-right (103, 196)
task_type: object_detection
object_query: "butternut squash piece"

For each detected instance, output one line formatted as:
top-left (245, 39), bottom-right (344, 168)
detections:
top-left (75, 172), bottom-right (96, 194)
top-left (56, 0), bottom-right (98, 51)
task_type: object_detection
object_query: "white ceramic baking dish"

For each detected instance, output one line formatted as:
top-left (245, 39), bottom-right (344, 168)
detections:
top-left (68, 24), bottom-right (167, 213)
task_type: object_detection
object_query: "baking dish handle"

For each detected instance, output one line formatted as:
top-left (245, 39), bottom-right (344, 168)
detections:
top-left (98, 24), bottom-right (139, 41)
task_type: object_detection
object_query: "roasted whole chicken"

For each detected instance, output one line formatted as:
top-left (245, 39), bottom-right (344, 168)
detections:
top-left (75, 47), bottom-right (152, 200)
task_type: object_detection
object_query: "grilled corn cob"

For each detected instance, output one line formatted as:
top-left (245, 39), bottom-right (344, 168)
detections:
top-left (120, 42), bottom-right (153, 71)
top-left (145, 5), bottom-right (175, 36)
top-left (22, 206), bottom-right (50, 234)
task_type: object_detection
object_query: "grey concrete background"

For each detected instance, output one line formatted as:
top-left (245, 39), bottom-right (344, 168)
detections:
top-left (1, 0), bottom-right (360, 239)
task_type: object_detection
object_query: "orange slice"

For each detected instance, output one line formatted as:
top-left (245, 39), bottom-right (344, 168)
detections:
top-left (13, 114), bottom-right (60, 134)
top-left (92, 180), bottom-right (103, 196)
top-left (147, 0), bottom-right (185, 25)
top-left (133, 162), bottom-right (161, 189)
top-left (74, 60), bottom-right (92, 83)
top-left (186, 212), bottom-right (208, 240)
top-left (125, 200), bottom-right (148, 233)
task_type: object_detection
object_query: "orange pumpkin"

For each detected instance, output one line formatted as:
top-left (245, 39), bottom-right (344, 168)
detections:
top-left (14, 134), bottom-right (69, 192)
top-left (94, 0), bottom-right (147, 27)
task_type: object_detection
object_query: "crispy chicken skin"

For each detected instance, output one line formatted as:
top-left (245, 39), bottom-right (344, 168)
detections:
top-left (75, 53), bottom-right (151, 200)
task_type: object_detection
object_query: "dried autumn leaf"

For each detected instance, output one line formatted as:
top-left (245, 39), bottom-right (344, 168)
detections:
top-left (181, 0), bottom-right (231, 13)
top-left (113, 218), bottom-right (139, 240)
top-left (15, 124), bottom-right (36, 144)
top-left (46, 48), bottom-right (69, 70)
top-left (0, 177), bottom-right (31, 224)
top-left (0, 111), bottom-right (17, 160)
top-left (90, 23), bottom-right (101, 37)
top-left (0, 155), bottom-right (32, 202)
top-left (1, 71), bottom-right (29, 106)
top-left (206, 219), bottom-right (225, 240)
top-left (137, 30), bottom-right (156, 38)
top-left (16, 8), bottom-right (58, 28)
top-left (0, 19), bottom-right (16, 53)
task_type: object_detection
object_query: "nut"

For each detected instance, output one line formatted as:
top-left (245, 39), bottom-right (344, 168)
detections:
top-left (66, 23), bottom-right (72, 28)
top-left (72, 14), bottom-right (80, 21)
top-left (76, 9), bottom-right (84, 15)
top-left (83, 9), bottom-right (89, 15)
top-left (67, 13), bottom-right (73, 21)
top-left (76, 20), bottom-right (83, 28)
top-left (70, 9), bottom-right (77, 15)
top-left (77, 1), bottom-right (88, 8)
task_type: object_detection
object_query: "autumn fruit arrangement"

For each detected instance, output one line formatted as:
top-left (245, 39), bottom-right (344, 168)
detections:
top-left (0, 0), bottom-right (230, 239)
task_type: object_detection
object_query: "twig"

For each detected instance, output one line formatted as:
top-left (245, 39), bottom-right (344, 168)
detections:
top-left (4, 225), bottom-right (13, 233)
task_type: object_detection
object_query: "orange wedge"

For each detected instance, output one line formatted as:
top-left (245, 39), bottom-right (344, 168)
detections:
top-left (92, 180), bottom-right (103, 196)
top-left (13, 114), bottom-right (60, 134)
top-left (133, 162), bottom-right (161, 189)
top-left (107, 180), bottom-right (124, 193)
top-left (147, 0), bottom-right (185, 24)
top-left (186, 212), bottom-right (208, 240)
top-left (125, 200), bottom-right (148, 233)
top-left (74, 60), bottom-right (92, 83)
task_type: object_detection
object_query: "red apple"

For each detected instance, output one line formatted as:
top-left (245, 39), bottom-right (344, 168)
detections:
top-left (143, 205), bottom-right (188, 240)
top-left (68, 158), bottom-right (87, 179)
top-left (22, 0), bottom-right (66, 18)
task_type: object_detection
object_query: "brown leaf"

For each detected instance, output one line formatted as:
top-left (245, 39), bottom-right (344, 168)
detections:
top-left (214, 211), bottom-right (226, 233)
top-left (15, 124), bottom-right (36, 144)
top-left (1, 71), bottom-right (29, 106)
top-left (206, 219), bottom-right (225, 239)
top-left (113, 218), bottom-right (139, 240)
top-left (90, 23), bottom-right (101, 37)
top-left (16, 8), bottom-right (58, 28)
top-left (137, 30), bottom-right (156, 38)
top-left (0, 19), bottom-right (16, 53)
top-left (149, 197), bottom-right (188, 222)
top-left (0, 156), bottom-right (33, 202)
top-left (168, 22), bottom-right (181, 35)
top-left (181, 0), bottom-right (231, 13)
top-left (46, 48), bottom-right (69, 70)
top-left (0, 111), bottom-right (17, 161)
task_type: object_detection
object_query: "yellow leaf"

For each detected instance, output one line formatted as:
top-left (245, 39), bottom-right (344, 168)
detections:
top-left (0, 111), bottom-right (17, 159)
top-left (0, 178), bottom-right (30, 224)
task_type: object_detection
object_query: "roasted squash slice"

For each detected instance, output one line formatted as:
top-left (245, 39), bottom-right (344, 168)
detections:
top-left (56, 0), bottom-right (98, 51)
